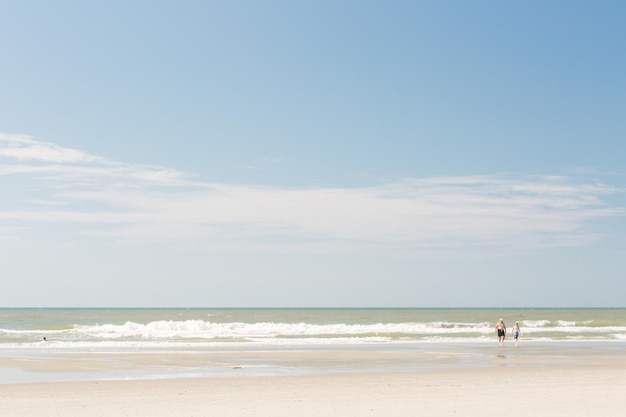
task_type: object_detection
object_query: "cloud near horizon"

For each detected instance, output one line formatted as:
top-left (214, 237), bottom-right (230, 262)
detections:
top-left (1, 132), bottom-right (623, 253)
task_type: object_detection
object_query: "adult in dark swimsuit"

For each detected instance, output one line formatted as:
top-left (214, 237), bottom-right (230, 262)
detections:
top-left (495, 319), bottom-right (506, 346)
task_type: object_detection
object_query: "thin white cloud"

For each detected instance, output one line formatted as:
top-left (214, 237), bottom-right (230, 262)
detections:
top-left (1, 132), bottom-right (623, 252)
top-left (0, 133), bottom-right (193, 186)
top-left (0, 133), bottom-right (103, 163)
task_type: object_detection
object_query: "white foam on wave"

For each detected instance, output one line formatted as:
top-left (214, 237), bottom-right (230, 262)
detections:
top-left (521, 320), bottom-right (551, 328)
top-left (73, 320), bottom-right (505, 340)
top-left (3, 318), bottom-right (626, 346)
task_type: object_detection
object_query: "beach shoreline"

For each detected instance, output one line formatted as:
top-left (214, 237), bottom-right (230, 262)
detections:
top-left (2, 340), bottom-right (626, 384)
top-left (2, 342), bottom-right (626, 416)
top-left (2, 364), bottom-right (625, 417)
top-left (2, 308), bottom-right (626, 416)
top-left (0, 341), bottom-right (617, 380)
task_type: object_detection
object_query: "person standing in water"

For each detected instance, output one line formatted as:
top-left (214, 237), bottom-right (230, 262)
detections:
top-left (495, 319), bottom-right (506, 346)
top-left (512, 322), bottom-right (521, 346)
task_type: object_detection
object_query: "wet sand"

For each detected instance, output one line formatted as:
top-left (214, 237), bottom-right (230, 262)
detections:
top-left (1, 343), bottom-right (626, 416)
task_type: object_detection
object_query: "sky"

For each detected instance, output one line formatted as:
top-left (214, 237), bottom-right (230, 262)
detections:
top-left (1, 1), bottom-right (625, 308)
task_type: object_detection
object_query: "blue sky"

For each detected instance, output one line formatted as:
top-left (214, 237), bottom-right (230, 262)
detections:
top-left (1, 1), bottom-right (625, 307)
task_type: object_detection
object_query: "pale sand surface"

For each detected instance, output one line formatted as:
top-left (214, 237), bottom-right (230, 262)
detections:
top-left (1, 366), bottom-right (626, 417)
top-left (0, 354), bottom-right (626, 417)
top-left (2, 345), bottom-right (626, 417)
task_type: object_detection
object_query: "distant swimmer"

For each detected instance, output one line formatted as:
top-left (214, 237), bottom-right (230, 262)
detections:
top-left (495, 319), bottom-right (506, 346)
top-left (512, 322), bottom-right (521, 346)
top-left (43, 337), bottom-right (47, 341)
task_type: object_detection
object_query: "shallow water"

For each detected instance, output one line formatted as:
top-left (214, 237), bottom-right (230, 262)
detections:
top-left (2, 339), bottom-right (625, 384)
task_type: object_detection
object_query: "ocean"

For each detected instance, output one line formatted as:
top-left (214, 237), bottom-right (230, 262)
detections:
top-left (2, 308), bottom-right (626, 383)
top-left (2, 307), bottom-right (625, 347)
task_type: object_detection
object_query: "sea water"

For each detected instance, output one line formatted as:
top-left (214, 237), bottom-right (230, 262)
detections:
top-left (1, 308), bottom-right (625, 383)
top-left (2, 308), bottom-right (625, 346)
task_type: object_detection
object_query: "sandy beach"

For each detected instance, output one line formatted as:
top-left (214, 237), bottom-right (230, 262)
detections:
top-left (2, 366), bottom-right (626, 417)
top-left (2, 344), bottom-right (626, 417)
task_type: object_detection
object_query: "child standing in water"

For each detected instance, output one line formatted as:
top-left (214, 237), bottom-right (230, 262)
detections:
top-left (512, 322), bottom-right (521, 346)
